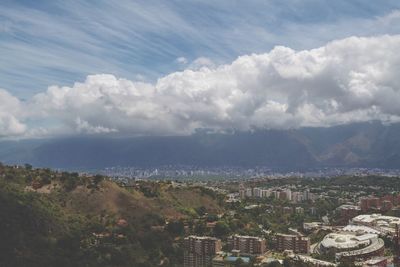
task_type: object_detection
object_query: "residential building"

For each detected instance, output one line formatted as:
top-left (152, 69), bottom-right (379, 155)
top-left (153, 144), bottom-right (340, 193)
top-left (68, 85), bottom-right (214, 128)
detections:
top-left (284, 188), bottom-right (292, 201)
top-left (184, 236), bottom-right (222, 267)
top-left (239, 189), bottom-right (246, 199)
top-left (360, 197), bottom-right (380, 212)
top-left (262, 189), bottom-right (271, 198)
top-left (245, 188), bottom-right (253, 198)
top-left (303, 189), bottom-right (310, 201)
top-left (276, 234), bottom-right (310, 254)
top-left (253, 188), bottom-right (262, 198)
top-left (381, 200), bottom-right (393, 212)
top-left (227, 235), bottom-right (266, 255)
top-left (338, 205), bottom-right (361, 224)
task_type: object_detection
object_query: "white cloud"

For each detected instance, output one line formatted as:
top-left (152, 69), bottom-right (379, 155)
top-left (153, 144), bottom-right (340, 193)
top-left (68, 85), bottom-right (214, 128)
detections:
top-left (188, 57), bottom-right (215, 70)
top-left (176, 57), bottom-right (188, 65)
top-left (75, 117), bottom-right (118, 134)
top-left (2, 34), bottom-right (400, 138)
top-left (0, 89), bottom-right (26, 137)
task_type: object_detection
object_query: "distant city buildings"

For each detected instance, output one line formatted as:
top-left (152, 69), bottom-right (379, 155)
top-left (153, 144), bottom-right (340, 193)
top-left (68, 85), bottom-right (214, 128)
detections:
top-left (238, 186), bottom-right (317, 203)
top-left (184, 236), bottom-right (222, 267)
top-left (101, 165), bottom-right (400, 181)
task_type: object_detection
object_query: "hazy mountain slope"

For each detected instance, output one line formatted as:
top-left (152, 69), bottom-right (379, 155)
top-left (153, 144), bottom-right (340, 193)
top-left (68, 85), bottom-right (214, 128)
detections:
top-left (1, 122), bottom-right (399, 170)
top-left (0, 131), bottom-right (317, 169)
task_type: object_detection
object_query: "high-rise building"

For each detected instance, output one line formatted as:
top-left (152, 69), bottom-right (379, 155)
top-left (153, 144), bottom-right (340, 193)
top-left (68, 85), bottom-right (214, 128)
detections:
top-left (262, 189), bottom-right (271, 198)
top-left (303, 189), bottom-right (310, 201)
top-left (253, 188), bottom-right (262, 198)
top-left (239, 184), bottom-right (245, 199)
top-left (337, 205), bottom-right (361, 223)
top-left (360, 197), bottom-right (381, 211)
top-left (291, 191), bottom-right (298, 203)
top-left (184, 236), bottom-right (222, 267)
top-left (245, 188), bottom-right (253, 198)
top-left (382, 200), bottom-right (393, 211)
top-left (227, 235), bottom-right (266, 255)
top-left (239, 189), bottom-right (246, 199)
top-left (369, 197), bottom-right (380, 209)
top-left (275, 234), bottom-right (310, 254)
top-left (284, 188), bottom-right (292, 201)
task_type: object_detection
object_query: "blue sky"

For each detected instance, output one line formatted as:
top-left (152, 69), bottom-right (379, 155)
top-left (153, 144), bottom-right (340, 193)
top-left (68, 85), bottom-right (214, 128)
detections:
top-left (1, 0), bottom-right (400, 98)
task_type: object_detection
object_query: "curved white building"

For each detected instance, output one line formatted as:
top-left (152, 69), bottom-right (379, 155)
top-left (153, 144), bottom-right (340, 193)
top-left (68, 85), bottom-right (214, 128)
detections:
top-left (319, 232), bottom-right (384, 261)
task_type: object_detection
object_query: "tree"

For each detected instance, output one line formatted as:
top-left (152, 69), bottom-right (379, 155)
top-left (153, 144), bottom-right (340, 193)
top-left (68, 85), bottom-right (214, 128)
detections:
top-left (194, 222), bottom-right (207, 235)
top-left (166, 220), bottom-right (184, 236)
top-left (195, 206), bottom-right (207, 216)
top-left (234, 258), bottom-right (246, 267)
top-left (206, 214), bottom-right (218, 222)
top-left (94, 175), bottom-right (104, 184)
top-left (214, 221), bottom-right (230, 237)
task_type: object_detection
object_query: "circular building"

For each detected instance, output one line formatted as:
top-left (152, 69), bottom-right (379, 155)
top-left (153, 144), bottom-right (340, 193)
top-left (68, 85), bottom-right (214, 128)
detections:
top-left (319, 232), bottom-right (384, 262)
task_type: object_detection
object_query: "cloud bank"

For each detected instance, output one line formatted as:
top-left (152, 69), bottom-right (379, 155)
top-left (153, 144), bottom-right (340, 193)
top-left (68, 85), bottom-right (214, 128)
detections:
top-left (2, 35), bottom-right (400, 138)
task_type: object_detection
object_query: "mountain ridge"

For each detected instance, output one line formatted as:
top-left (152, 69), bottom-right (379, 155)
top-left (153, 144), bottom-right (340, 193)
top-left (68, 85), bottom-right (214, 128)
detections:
top-left (1, 121), bottom-right (400, 170)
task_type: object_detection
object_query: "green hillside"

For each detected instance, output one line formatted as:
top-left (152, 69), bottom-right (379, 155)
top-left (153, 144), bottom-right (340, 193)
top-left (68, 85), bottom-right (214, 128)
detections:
top-left (0, 163), bottom-right (223, 267)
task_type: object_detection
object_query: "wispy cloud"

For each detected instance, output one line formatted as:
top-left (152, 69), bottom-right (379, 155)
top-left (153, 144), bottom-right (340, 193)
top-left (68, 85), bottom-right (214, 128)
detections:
top-left (1, 0), bottom-right (400, 98)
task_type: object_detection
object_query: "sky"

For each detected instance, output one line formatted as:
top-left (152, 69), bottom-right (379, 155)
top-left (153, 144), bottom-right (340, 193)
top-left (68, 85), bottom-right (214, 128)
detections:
top-left (1, 0), bottom-right (400, 138)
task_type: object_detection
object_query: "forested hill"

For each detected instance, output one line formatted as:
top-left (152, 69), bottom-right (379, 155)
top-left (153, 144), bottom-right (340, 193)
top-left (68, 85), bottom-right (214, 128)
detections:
top-left (0, 163), bottom-right (223, 267)
top-left (2, 121), bottom-right (400, 170)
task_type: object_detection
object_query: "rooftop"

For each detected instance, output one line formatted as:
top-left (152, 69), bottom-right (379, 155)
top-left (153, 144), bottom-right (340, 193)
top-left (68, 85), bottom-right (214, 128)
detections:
top-left (342, 225), bottom-right (380, 235)
top-left (320, 232), bottom-right (377, 250)
top-left (352, 214), bottom-right (400, 224)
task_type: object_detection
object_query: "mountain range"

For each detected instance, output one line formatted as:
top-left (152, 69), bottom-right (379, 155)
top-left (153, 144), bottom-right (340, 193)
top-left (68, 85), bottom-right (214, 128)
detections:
top-left (1, 121), bottom-right (400, 170)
